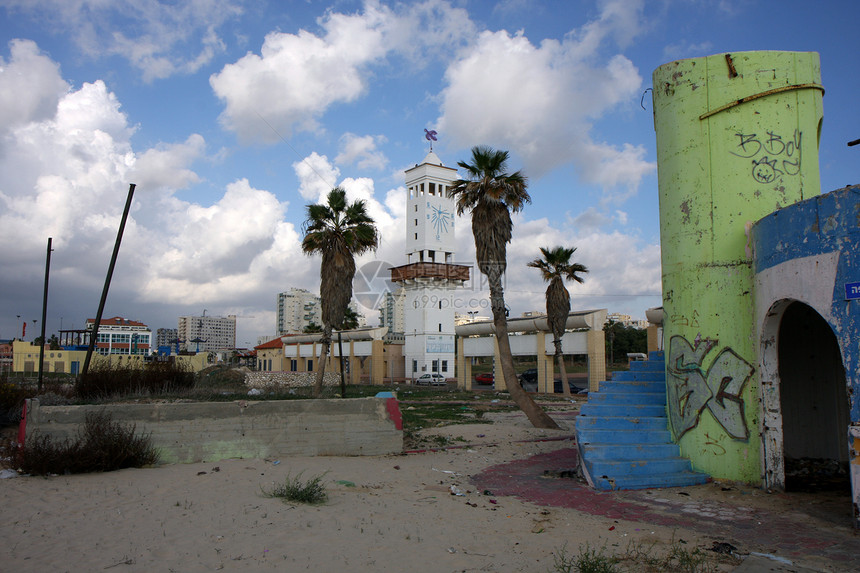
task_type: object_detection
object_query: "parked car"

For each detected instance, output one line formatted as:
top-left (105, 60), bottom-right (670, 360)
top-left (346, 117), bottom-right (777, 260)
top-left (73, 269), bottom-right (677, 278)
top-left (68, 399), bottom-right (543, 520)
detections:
top-left (415, 373), bottom-right (447, 386)
top-left (518, 369), bottom-right (538, 390)
top-left (554, 379), bottom-right (588, 395)
top-left (474, 372), bottom-right (494, 384)
top-left (518, 369), bottom-right (587, 394)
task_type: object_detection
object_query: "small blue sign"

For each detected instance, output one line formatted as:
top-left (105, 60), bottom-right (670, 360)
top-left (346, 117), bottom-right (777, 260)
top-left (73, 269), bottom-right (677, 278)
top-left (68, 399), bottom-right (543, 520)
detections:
top-left (846, 282), bottom-right (860, 300)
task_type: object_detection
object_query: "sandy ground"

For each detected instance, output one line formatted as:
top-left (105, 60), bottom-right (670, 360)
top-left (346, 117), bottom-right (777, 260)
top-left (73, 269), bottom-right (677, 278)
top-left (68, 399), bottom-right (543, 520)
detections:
top-left (0, 405), bottom-right (847, 573)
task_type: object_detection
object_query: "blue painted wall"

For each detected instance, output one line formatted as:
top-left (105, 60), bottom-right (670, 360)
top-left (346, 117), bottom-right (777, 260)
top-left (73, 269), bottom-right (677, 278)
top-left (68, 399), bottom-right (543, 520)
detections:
top-left (753, 184), bottom-right (860, 422)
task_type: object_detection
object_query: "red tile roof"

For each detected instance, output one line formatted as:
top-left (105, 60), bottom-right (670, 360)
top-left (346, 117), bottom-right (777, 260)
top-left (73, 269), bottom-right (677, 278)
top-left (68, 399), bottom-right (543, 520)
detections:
top-left (255, 338), bottom-right (284, 350)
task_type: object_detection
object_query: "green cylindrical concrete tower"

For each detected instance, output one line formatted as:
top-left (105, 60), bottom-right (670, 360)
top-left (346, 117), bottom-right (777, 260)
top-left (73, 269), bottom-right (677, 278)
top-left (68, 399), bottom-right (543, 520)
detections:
top-left (653, 51), bottom-right (823, 482)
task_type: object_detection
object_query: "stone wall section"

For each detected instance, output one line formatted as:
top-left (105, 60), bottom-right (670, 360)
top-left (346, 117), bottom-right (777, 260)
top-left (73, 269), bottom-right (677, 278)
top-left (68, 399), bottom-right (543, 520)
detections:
top-left (244, 371), bottom-right (341, 391)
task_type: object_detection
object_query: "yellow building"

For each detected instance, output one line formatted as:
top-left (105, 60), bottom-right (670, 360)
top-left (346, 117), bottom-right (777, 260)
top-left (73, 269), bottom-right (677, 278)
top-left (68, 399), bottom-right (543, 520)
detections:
top-left (12, 341), bottom-right (210, 375)
top-left (254, 327), bottom-right (405, 384)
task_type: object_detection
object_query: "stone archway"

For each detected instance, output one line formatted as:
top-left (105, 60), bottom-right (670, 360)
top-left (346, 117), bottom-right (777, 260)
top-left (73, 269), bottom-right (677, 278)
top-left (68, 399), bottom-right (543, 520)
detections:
top-left (760, 300), bottom-right (850, 493)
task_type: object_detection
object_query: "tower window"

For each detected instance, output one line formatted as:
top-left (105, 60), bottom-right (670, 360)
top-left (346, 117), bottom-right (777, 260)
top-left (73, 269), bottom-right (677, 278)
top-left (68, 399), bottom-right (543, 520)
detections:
top-left (414, 219), bottom-right (418, 226)
top-left (414, 233), bottom-right (418, 240)
top-left (438, 323), bottom-right (442, 332)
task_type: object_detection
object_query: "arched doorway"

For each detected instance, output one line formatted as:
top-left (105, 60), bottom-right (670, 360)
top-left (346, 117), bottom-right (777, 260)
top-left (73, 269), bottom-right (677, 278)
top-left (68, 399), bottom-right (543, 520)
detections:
top-left (775, 301), bottom-right (850, 494)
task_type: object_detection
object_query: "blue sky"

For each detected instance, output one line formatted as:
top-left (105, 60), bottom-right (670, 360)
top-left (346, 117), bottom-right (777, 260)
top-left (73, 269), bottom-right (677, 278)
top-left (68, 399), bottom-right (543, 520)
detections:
top-left (1, 0), bottom-right (857, 347)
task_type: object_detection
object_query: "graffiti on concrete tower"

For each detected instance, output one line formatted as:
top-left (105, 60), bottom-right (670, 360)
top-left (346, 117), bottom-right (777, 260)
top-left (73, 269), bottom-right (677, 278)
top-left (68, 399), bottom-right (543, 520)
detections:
top-left (666, 335), bottom-right (755, 441)
top-left (729, 129), bottom-right (802, 183)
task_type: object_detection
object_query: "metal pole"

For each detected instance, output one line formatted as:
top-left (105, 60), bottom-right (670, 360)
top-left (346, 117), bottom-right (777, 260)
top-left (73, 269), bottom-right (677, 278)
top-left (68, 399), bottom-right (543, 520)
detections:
top-left (82, 183), bottom-right (136, 375)
top-left (37, 237), bottom-right (53, 392)
top-left (337, 330), bottom-right (346, 397)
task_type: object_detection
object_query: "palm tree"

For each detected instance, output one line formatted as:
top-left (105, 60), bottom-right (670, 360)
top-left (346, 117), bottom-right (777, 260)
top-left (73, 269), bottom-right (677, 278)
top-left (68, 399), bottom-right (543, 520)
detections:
top-left (340, 306), bottom-right (361, 330)
top-left (302, 187), bottom-right (379, 397)
top-left (303, 322), bottom-right (323, 334)
top-left (450, 145), bottom-right (559, 429)
top-left (528, 246), bottom-right (588, 397)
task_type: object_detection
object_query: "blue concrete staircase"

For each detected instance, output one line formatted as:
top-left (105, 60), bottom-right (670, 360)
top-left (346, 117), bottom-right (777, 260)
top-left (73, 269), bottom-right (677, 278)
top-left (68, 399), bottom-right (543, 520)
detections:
top-left (575, 351), bottom-right (709, 490)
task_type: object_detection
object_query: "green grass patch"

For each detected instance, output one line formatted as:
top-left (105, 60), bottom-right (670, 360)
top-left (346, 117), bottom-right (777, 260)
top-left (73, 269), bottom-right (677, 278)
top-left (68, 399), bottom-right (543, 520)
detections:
top-left (551, 537), bottom-right (737, 573)
top-left (400, 401), bottom-right (517, 449)
top-left (552, 543), bottom-right (618, 573)
top-left (401, 402), bottom-right (510, 430)
top-left (262, 472), bottom-right (329, 505)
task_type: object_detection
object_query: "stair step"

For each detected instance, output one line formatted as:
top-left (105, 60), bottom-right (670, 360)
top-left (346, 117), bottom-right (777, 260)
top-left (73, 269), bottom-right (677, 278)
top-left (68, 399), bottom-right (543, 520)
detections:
top-left (586, 457), bottom-right (694, 477)
top-left (629, 360), bottom-right (665, 372)
top-left (576, 416), bottom-right (668, 431)
top-left (592, 471), bottom-right (709, 491)
top-left (597, 380), bottom-right (665, 393)
top-left (577, 428), bottom-right (673, 444)
top-left (581, 443), bottom-right (680, 459)
top-left (576, 350), bottom-right (709, 492)
top-left (609, 370), bottom-right (666, 382)
top-left (587, 391), bottom-right (666, 405)
top-left (580, 403), bottom-right (667, 417)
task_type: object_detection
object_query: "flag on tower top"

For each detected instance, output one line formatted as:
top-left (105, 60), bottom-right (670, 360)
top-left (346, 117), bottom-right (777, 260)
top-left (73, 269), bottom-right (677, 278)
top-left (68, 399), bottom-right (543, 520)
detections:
top-left (424, 128), bottom-right (437, 151)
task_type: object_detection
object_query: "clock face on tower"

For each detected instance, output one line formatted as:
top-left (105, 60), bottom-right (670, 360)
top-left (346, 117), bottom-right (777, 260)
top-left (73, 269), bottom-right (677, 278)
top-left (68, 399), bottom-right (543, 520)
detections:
top-left (427, 202), bottom-right (453, 241)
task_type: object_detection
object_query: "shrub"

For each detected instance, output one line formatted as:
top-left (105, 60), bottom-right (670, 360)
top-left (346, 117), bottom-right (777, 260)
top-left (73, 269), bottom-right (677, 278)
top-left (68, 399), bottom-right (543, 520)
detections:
top-left (0, 382), bottom-right (29, 426)
top-left (262, 472), bottom-right (329, 505)
top-left (12, 410), bottom-right (159, 475)
top-left (75, 361), bottom-right (195, 399)
top-left (552, 544), bottom-right (618, 573)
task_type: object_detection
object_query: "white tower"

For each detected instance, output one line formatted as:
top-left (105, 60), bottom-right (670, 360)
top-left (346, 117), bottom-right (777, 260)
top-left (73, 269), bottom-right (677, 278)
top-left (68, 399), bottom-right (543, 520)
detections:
top-left (391, 150), bottom-right (469, 379)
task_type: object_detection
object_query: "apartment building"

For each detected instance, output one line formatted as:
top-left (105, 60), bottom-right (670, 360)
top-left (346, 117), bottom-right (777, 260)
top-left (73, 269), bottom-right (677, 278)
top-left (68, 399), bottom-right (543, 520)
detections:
top-left (378, 288), bottom-right (406, 334)
top-left (85, 317), bottom-right (152, 356)
top-left (177, 314), bottom-right (236, 352)
top-left (277, 288), bottom-right (321, 334)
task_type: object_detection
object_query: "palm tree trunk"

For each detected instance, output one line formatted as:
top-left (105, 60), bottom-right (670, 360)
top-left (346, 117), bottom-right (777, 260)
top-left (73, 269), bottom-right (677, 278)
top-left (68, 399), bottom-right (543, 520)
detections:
top-left (489, 276), bottom-right (559, 430)
top-left (553, 339), bottom-right (571, 397)
top-left (313, 325), bottom-right (332, 397)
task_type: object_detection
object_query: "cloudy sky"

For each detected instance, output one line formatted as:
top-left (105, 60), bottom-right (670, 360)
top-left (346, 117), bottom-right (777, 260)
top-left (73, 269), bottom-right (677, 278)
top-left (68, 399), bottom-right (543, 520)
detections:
top-left (1, 0), bottom-right (857, 347)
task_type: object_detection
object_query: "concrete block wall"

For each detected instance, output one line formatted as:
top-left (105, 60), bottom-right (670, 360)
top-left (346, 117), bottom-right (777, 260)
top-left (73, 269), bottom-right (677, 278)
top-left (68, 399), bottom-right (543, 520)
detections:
top-left (23, 396), bottom-right (403, 464)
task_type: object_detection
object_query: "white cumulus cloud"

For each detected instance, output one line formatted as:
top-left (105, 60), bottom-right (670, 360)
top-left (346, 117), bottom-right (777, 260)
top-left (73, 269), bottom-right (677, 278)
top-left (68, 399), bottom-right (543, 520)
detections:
top-left (210, 3), bottom-right (391, 142)
top-left (436, 0), bottom-right (654, 195)
top-left (0, 41), bottom-right (308, 342)
top-left (336, 133), bottom-right (389, 171)
top-left (210, 0), bottom-right (477, 143)
top-left (0, 39), bottom-right (69, 133)
top-left (3, 0), bottom-right (243, 81)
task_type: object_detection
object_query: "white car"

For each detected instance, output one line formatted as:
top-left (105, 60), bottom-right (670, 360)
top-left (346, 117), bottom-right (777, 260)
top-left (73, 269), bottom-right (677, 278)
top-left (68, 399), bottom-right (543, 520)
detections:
top-left (415, 373), bottom-right (447, 386)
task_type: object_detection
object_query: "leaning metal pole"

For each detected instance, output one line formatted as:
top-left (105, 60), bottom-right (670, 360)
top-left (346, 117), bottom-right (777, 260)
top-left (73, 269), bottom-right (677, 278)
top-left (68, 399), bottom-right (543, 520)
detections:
top-left (37, 237), bottom-right (53, 392)
top-left (82, 184), bottom-right (136, 376)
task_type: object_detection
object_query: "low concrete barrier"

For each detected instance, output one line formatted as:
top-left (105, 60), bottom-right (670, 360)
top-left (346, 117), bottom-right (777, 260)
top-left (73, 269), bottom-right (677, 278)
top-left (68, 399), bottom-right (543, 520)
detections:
top-left (23, 396), bottom-right (403, 464)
